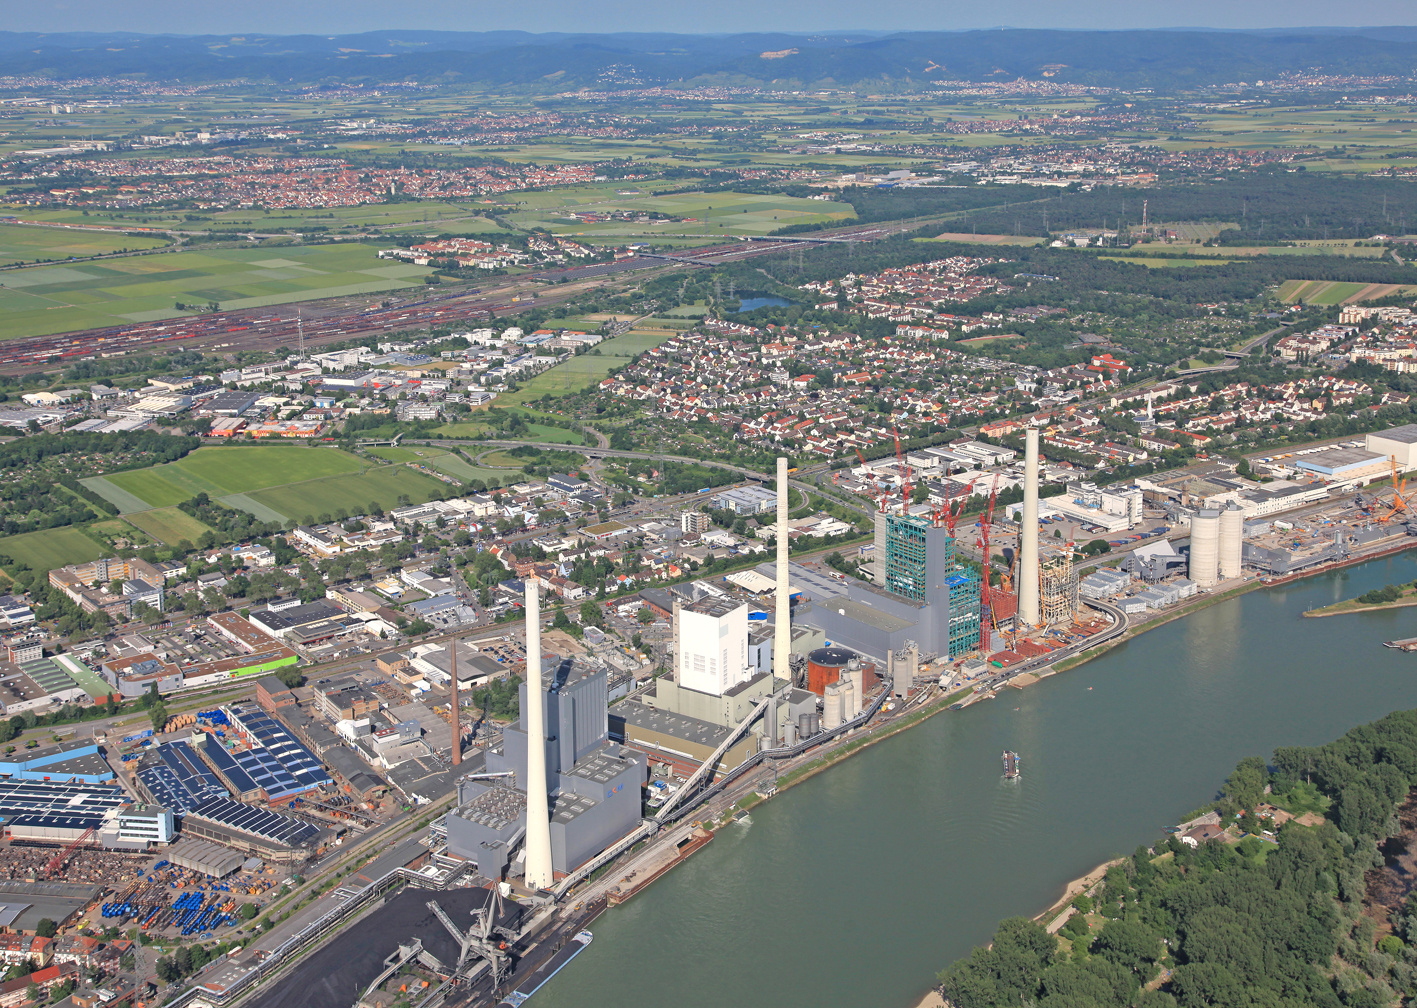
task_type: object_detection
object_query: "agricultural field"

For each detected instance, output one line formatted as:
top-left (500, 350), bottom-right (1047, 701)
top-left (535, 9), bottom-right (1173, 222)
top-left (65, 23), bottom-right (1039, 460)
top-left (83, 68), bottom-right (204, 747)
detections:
top-left (0, 526), bottom-right (106, 570)
top-left (0, 223), bottom-right (171, 266)
top-left (1277, 279), bottom-right (1417, 304)
top-left (1099, 256), bottom-right (1242, 268)
top-left (11, 201), bottom-right (493, 237)
top-left (122, 507), bottom-right (216, 547)
top-left (0, 243), bottom-right (429, 342)
top-left (367, 446), bottom-right (508, 483)
top-left (925, 232), bottom-right (1047, 245)
top-left (510, 190), bottom-right (855, 239)
top-left (244, 466), bottom-right (448, 523)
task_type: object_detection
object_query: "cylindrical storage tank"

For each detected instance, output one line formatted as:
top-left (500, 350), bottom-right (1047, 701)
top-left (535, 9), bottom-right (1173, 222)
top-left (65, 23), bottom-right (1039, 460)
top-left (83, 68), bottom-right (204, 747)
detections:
top-left (841, 677), bottom-right (861, 720)
top-left (1189, 509), bottom-right (1221, 587)
top-left (782, 722), bottom-right (798, 747)
top-left (807, 646), bottom-right (855, 696)
top-left (798, 713), bottom-right (818, 738)
top-left (822, 682), bottom-right (844, 731)
top-left (1218, 505), bottom-right (1244, 580)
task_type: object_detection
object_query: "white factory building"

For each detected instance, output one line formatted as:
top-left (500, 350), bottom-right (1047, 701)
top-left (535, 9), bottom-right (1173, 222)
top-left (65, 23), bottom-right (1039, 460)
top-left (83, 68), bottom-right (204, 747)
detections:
top-left (1366, 424), bottom-right (1417, 472)
top-left (675, 594), bottom-right (753, 697)
top-left (1006, 480), bottom-right (1143, 533)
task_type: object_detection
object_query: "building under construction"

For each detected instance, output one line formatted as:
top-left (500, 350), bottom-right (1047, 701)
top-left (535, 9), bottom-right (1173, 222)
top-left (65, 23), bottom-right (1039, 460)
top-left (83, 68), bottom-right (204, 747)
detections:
top-left (801, 512), bottom-right (981, 663)
top-left (1038, 548), bottom-right (1078, 627)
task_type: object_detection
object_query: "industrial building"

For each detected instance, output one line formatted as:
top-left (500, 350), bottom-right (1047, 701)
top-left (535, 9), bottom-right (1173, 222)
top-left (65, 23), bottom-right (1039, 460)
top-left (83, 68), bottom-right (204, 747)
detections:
top-left (1367, 424), bottom-right (1417, 472)
top-left (1005, 480), bottom-right (1143, 534)
top-left (444, 643), bottom-right (645, 881)
top-left (674, 594), bottom-right (753, 696)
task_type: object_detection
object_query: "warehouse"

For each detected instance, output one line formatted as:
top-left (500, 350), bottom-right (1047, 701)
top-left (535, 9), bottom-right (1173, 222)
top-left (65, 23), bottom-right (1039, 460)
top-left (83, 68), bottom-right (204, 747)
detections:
top-left (1367, 424), bottom-right (1417, 472)
top-left (1294, 448), bottom-right (1389, 485)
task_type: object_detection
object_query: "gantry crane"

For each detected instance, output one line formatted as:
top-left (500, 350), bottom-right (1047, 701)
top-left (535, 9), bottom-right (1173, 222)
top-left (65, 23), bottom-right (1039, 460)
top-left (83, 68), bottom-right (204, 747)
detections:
top-left (426, 892), bottom-right (516, 988)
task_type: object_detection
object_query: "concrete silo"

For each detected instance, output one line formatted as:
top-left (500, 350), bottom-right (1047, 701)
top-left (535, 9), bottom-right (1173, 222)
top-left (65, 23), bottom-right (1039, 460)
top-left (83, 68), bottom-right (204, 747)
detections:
top-left (1189, 509), bottom-right (1221, 587)
top-left (1218, 505), bottom-right (1244, 580)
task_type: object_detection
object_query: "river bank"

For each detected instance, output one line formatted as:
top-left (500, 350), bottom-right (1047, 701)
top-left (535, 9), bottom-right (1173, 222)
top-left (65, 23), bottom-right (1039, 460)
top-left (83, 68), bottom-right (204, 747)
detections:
top-left (1055, 537), bottom-right (1417, 674)
top-left (1304, 592), bottom-right (1417, 617)
top-left (533, 549), bottom-right (1417, 1008)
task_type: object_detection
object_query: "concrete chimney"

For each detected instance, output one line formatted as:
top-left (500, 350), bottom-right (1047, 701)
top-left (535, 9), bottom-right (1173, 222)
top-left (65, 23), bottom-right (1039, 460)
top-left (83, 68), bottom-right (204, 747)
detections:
top-left (449, 639), bottom-right (460, 767)
top-left (522, 578), bottom-right (555, 891)
top-left (1018, 428), bottom-right (1041, 628)
top-left (774, 457), bottom-right (791, 688)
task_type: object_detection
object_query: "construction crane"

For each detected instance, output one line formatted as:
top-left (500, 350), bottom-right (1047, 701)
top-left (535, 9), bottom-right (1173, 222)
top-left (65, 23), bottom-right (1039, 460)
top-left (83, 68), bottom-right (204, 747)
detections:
top-left (892, 427), bottom-right (913, 510)
top-left (933, 477), bottom-right (978, 533)
top-left (975, 476), bottom-right (999, 654)
top-left (46, 826), bottom-right (96, 877)
top-left (1379, 455), bottom-right (1417, 522)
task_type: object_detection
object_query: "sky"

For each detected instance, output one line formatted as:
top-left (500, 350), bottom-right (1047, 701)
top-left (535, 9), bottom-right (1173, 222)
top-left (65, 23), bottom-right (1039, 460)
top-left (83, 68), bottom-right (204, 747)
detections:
top-left (5, 0), bottom-right (1417, 36)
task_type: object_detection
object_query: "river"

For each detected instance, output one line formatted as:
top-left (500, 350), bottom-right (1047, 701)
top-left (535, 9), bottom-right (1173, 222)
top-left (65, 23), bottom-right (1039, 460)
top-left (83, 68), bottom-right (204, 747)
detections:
top-left (533, 552), bottom-right (1417, 1008)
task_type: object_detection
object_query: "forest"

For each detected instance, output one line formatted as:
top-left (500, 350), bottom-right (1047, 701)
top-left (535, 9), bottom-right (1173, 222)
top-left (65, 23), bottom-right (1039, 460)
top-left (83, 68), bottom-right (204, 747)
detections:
top-left (935, 708), bottom-right (1417, 1008)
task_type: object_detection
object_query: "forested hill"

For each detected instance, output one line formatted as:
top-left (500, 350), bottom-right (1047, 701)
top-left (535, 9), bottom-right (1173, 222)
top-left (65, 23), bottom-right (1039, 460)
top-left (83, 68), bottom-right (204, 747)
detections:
top-left (934, 709), bottom-right (1417, 1008)
top-left (6, 28), bottom-right (1417, 87)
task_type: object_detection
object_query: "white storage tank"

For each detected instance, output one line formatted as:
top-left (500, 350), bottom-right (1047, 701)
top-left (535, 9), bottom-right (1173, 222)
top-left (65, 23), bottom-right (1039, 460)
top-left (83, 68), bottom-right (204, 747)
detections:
top-left (822, 682), bottom-right (844, 731)
top-left (1219, 505), bottom-right (1244, 580)
top-left (1189, 509), bottom-right (1221, 587)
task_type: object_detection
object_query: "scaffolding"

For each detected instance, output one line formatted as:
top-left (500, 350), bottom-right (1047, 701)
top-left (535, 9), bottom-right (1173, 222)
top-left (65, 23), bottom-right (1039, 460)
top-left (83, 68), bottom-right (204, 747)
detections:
top-left (1039, 549), bottom-right (1078, 627)
top-left (945, 568), bottom-right (982, 660)
top-left (883, 514), bottom-right (936, 602)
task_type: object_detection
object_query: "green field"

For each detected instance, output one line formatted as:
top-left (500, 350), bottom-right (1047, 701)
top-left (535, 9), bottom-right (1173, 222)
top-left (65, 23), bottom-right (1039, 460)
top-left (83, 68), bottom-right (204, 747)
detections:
top-left (498, 328), bottom-right (678, 406)
top-left (122, 507), bottom-right (215, 546)
top-left (0, 223), bottom-right (170, 266)
top-left (1, 526), bottom-right (105, 570)
top-left (107, 446), bottom-right (368, 507)
top-left (245, 466), bottom-right (448, 523)
top-left (512, 189), bottom-right (855, 239)
top-left (1275, 279), bottom-right (1416, 304)
top-left (1099, 256), bottom-right (1242, 268)
top-left (0, 243), bottom-right (429, 341)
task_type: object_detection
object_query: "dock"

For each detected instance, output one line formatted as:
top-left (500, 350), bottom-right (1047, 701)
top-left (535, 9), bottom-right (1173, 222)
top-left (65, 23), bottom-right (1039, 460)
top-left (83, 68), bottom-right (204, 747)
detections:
top-left (1384, 637), bottom-right (1417, 651)
top-left (606, 827), bottom-right (712, 906)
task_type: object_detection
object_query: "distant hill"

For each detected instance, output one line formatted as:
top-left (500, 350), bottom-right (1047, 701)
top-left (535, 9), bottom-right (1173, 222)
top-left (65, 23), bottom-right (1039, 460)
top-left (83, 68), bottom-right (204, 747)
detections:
top-left (3, 27), bottom-right (1417, 88)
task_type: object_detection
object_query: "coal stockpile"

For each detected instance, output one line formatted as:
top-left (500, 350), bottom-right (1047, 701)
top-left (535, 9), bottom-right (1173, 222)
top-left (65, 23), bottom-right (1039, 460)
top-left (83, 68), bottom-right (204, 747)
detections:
top-left (250, 888), bottom-right (521, 1008)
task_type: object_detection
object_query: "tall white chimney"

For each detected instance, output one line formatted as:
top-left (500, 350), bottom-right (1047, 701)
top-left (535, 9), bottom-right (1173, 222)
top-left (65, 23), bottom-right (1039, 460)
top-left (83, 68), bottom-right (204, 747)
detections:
top-left (1018, 428), bottom-right (1041, 628)
top-left (774, 457), bottom-right (791, 690)
top-left (522, 577), bottom-right (555, 890)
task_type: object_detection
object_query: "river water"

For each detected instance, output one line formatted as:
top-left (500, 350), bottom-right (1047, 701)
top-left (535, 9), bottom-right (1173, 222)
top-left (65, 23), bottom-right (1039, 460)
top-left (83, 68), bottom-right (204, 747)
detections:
top-left (534, 552), bottom-right (1417, 1008)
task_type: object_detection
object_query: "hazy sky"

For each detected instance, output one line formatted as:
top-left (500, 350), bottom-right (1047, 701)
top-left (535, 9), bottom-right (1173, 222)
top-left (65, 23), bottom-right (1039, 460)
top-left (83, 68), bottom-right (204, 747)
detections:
top-left (7, 0), bottom-right (1417, 36)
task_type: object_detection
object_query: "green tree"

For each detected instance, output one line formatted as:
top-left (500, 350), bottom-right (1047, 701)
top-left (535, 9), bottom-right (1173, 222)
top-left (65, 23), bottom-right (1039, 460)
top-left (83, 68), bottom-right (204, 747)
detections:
top-left (34, 918), bottom-right (56, 938)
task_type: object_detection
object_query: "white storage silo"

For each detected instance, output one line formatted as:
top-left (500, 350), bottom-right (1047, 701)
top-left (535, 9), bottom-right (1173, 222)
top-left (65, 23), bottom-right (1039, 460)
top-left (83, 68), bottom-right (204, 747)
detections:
top-left (1190, 510), bottom-right (1221, 587)
top-left (822, 682), bottom-right (844, 731)
top-left (1219, 505), bottom-right (1244, 580)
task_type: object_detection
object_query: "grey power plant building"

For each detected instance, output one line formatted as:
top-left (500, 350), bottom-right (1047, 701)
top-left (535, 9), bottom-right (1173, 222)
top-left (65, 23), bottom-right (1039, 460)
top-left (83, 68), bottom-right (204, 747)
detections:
top-left (443, 658), bottom-right (646, 881)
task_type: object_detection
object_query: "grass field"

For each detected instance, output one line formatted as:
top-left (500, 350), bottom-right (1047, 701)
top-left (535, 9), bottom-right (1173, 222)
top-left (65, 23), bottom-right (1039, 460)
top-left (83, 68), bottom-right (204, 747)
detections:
top-left (1, 526), bottom-right (105, 569)
top-left (107, 446), bottom-right (368, 507)
top-left (122, 507), bottom-right (215, 546)
top-left (0, 223), bottom-right (170, 266)
top-left (0, 243), bottom-right (429, 341)
top-left (246, 466), bottom-right (447, 523)
top-left (498, 327), bottom-right (678, 406)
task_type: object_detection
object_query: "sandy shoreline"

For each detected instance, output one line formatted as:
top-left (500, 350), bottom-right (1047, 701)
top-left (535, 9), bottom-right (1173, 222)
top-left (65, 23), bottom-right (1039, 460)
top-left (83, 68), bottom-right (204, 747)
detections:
top-left (909, 857), bottom-right (1121, 1008)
